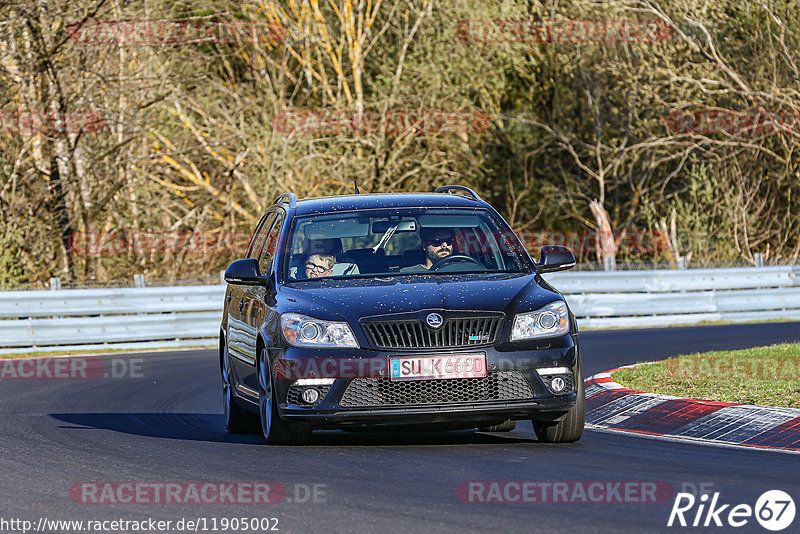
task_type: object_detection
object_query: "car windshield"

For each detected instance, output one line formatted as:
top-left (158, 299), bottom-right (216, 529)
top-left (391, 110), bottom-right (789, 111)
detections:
top-left (284, 208), bottom-right (531, 281)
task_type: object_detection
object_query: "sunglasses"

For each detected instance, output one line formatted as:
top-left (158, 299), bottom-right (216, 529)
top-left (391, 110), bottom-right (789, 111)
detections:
top-left (305, 262), bottom-right (330, 273)
top-left (428, 237), bottom-right (453, 246)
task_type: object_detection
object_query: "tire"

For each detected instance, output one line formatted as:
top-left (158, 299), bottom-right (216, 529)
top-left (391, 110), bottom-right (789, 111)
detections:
top-left (258, 347), bottom-right (311, 445)
top-left (478, 419), bottom-right (517, 432)
top-left (532, 364), bottom-right (585, 443)
top-left (222, 341), bottom-right (258, 434)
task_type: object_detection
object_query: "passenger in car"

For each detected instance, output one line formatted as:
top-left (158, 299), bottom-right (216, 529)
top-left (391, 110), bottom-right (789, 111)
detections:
top-left (304, 253), bottom-right (335, 278)
top-left (400, 228), bottom-right (455, 272)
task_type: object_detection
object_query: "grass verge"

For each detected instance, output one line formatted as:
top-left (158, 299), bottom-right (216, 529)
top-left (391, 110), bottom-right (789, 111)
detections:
top-left (612, 342), bottom-right (800, 408)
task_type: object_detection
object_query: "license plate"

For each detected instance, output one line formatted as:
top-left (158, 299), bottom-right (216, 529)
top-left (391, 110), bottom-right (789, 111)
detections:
top-left (389, 354), bottom-right (487, 381)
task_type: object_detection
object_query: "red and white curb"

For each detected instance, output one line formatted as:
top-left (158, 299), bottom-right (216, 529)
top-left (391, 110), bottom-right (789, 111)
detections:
top-left (585, 364), bottom-right (800, 452)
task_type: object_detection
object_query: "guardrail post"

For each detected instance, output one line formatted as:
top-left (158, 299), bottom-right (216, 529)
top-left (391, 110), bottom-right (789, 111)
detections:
top-left (754, 253), bottom-right (764, 268)
top-left (678, 257), bottom-right (687, 269)
top-left (133, 274), bottom-right (145, 288)
top-left (603, 257), bottom-right (615, 271)
top-left (49, 277), bottom-right (61, 290)
top-left (220, 270), bottom-right (226, 284)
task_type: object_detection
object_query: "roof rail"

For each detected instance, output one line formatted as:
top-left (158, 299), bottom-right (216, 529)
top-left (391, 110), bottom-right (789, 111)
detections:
top-left (274, 192), bottom-right (297, 208)
top-left (433, 185), bottom-right (482, 202)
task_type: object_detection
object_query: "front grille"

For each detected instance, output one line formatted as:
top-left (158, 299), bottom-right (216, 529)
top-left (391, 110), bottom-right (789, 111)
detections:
top-left (339, 371), bottom-right (533, 407)
top-left (362, 316), bottom-right (503, 349)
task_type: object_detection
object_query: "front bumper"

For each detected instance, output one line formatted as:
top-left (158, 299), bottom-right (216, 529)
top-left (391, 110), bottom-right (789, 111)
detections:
top-left (280, 398), bottom-right (575, 430)
top-left (270, 333), bottom-right (580, 430)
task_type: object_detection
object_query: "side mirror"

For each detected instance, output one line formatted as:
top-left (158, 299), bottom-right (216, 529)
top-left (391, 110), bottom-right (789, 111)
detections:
top-left (225, 259), bottom-right (268, 286)
top-left (536, 245), bottom-right (576, 273)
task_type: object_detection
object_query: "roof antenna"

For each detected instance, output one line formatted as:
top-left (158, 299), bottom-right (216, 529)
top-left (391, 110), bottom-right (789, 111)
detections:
top-left (353, 179), bottom-right (360, 194)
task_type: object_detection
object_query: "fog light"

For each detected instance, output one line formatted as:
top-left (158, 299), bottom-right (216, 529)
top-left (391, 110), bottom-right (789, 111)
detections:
top-left (301, 387), bottom-right (321, 404)
top-left (550, 376), bottom-right (566, 392)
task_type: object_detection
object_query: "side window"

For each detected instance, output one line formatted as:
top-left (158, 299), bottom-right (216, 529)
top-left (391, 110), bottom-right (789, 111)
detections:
top-left (247, 213), bottom-right (277, 260)
top-left (259, 211), bottom-right (285, 274)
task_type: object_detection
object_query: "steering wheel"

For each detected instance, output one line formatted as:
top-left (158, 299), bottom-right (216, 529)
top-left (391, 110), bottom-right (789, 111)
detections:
top-left (429, 254), bottom-right (484, 271)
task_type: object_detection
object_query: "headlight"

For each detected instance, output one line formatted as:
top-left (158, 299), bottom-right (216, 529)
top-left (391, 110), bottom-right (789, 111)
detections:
top-left (281, 313), bottom-right (359, 348)
top-left (510, 301), bottom-right (569, 341)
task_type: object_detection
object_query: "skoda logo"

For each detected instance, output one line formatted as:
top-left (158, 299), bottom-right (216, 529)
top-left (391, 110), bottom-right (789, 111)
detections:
top-left (426, 313), bottom-right (444, 329)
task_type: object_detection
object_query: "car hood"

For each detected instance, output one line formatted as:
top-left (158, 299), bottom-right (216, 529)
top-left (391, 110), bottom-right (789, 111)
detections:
top-left (278, 272), bottom-right (560, 322)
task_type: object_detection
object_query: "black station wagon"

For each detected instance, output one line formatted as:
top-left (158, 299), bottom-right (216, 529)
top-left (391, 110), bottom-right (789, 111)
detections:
top-left (220, 186), bottom-right (583, 444)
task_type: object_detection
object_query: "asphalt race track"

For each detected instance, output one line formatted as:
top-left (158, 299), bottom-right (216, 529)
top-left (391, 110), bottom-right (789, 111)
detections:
top-left (2, 322), bottom-right (799, 534)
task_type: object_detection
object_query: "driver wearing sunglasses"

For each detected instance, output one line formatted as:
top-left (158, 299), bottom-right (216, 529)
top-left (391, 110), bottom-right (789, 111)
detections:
top-left (401, 228), bottom-right (455, 272)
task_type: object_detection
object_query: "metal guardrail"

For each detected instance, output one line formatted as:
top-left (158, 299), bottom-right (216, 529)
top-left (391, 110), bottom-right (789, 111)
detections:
top-left (0, 285), bottom-right (225, 354)
top-left (544, 265), bottom-right (800, 329)
top-left (0, 266), bottom-right (798, 354)
top-left (0, 285), bottom-right (223, 318)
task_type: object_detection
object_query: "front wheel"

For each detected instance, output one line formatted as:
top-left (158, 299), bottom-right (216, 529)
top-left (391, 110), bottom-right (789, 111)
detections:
top-left (258, 348), bottom-right (310, 445)
top-left (222, 341), bottom-right (258, 434)
top-left (532, 364), bottom-right (585, 443)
